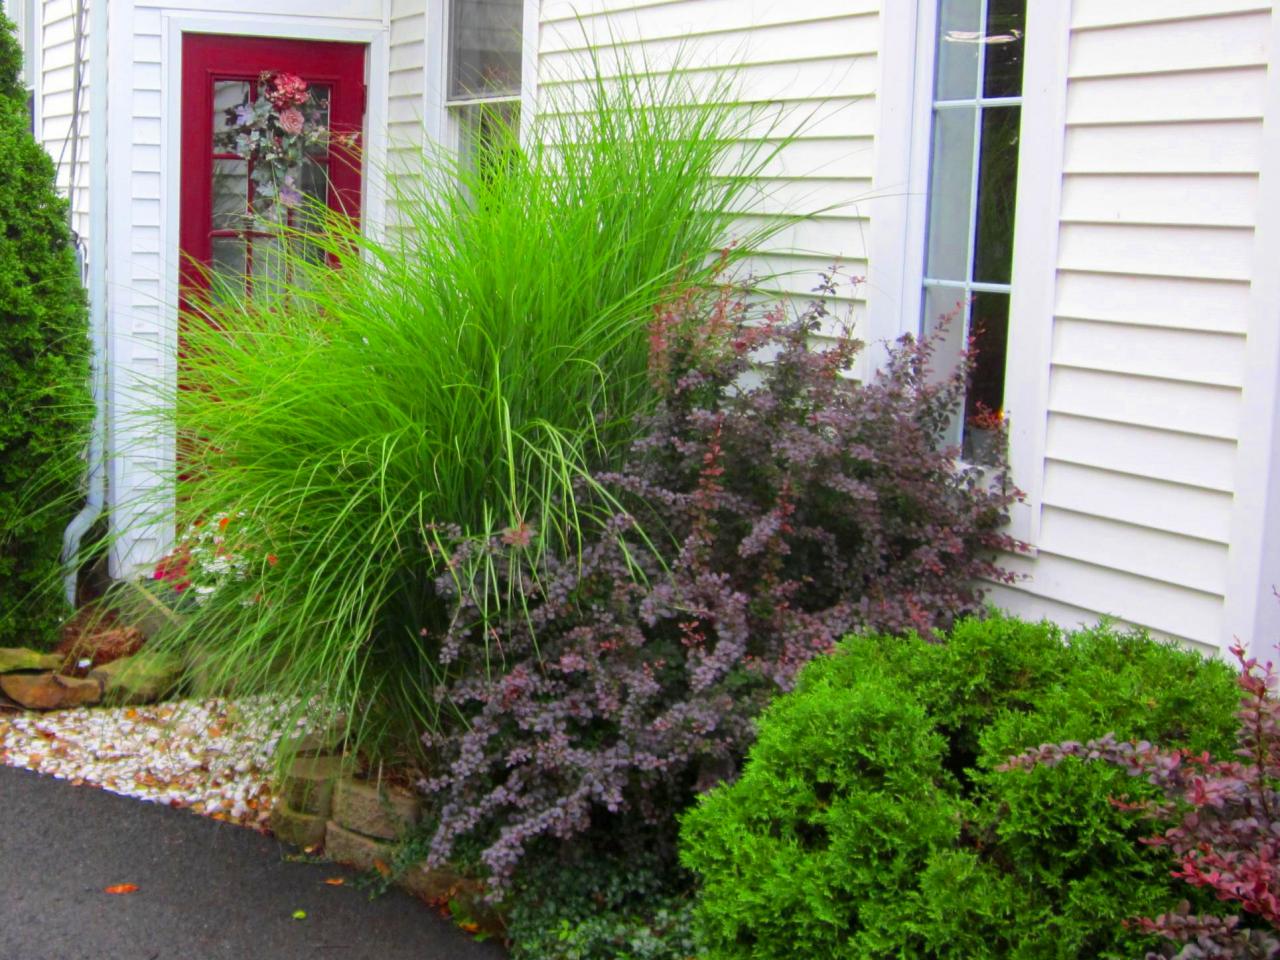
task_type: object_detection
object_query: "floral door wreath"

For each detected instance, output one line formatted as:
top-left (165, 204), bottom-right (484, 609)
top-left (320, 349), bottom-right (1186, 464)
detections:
top-left (215, 71), bottom-right (330, 225)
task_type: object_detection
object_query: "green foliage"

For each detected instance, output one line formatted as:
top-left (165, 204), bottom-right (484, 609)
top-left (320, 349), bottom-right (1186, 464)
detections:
top-left (504, 839), bottom-right (699, 960)
top-left (0, 15), bottom-right (90, 647)
top-left (679, 614), bottom-right (1241, 959)
top-left (136, 59), bottom-right (796, 763)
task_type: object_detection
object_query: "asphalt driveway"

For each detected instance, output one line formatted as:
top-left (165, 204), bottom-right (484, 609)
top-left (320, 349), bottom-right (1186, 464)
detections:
top-left (0, 765), bottom-right (504, 960)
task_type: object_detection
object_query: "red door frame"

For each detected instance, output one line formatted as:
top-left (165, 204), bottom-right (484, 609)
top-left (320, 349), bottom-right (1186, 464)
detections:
top-left (178, 33), bottom-right (367, 303)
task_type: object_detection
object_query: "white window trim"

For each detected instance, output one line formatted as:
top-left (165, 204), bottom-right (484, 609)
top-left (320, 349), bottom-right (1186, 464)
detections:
top-left (1223, 6), bottom-right (1280, 661)
top-left (423, 0), bottom-right (539, 153)
top-left (867, 0), bottom-right (1072, 548)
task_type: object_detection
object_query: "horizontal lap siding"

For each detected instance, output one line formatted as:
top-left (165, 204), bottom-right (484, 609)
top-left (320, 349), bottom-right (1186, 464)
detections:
top-left (538, 0), bottom-right (879, 321)
top-left (39, 0), bottom-right (89, 244)
top-left (387, 0), bottom-right (423, 217)
top-left (1000, 4), bottom-right (1269, 652)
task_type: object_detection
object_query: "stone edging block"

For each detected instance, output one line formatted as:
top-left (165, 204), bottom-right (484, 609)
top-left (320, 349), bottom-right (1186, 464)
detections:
top-left (324, 819), bottom-right (394, 872)
top-left (270, 800), bottom-right (328, 849)
top-left (281, 755), bottom-right (343, 818)
top-left (332, 776), bottom-right (421, 840)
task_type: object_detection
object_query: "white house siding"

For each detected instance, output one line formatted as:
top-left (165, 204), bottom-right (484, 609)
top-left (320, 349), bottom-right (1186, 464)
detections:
top-left (387, 0), bottom-right (423, 216)
top-left (985, 0), bottom-right (1274, 657)
top-left (538, 0), bottom-right (880, 320)
top-left (37, 0), bottom-right (90, 244)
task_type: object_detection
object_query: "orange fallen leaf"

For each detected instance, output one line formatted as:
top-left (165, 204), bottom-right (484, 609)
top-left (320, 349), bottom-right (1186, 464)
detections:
top-left (104, 884), bottom-right (138, 895)
top-left (458, 922), bottom-right (480, 935)
top-left (373, 859), bottom-right (392, 879)
top-left (322, 877), bottom-right (345, 886)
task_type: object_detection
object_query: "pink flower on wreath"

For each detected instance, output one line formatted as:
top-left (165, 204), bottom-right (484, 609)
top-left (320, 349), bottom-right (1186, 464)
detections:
top-left (278, 107), bottom-right (305, 136)
top-left (266, 72), bottom-right (309, 109)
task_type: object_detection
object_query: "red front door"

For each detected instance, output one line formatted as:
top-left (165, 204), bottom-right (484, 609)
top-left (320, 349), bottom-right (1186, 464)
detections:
top-left (179, 34), bottom-right (366, 307)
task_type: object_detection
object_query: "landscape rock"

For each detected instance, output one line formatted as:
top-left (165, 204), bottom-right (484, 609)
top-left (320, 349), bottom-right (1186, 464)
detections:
top-left (324, 819), bottom-right (395, 871)
top-left (0, 672), bottom-right (102, 709)
top-left (90, 652), bottom-right (183, 705)
top-left (333, 777), bottom-right (421, 840)
top-left (0, 648), bottom-right (61, 674)
top-left (280, 754), bottom-right (343, 817)
top-left (270, 799), bottom-right (329, 849)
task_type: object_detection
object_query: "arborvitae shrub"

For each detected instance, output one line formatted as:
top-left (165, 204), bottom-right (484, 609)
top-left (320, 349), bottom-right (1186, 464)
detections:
top-left (679, 614), bottom-right (1241, 959)
top-left (0, 14), bottom-right (90, 645)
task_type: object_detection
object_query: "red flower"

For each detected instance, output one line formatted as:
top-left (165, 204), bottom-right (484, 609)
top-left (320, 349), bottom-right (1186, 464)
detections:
top-left (266, 72), bottom-right (309, 109)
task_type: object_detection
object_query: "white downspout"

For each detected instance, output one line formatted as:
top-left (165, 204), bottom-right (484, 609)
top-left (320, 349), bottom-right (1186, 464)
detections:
top-left (60, 0), bottom-right (108, 605)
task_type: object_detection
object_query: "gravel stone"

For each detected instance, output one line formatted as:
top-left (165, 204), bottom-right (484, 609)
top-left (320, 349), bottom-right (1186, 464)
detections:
top-left (0, 696), bottom-right (320, 831)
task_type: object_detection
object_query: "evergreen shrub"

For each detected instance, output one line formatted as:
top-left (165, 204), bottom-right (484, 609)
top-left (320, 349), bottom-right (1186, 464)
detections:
top-left (679, 614), bottom-right (1241, 959)
top-left (0, 14), bottom-right (90, 646)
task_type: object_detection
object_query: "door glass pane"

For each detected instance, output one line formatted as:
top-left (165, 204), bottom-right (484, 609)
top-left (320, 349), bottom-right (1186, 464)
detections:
top-left (213, 80), bottom-right (250, 144)
top-left (924, 106), bottom-right (975, 282)
top-left (973, 105), bottom-right (1020, 284)
top-left (212, 158), bottom-right (249, 231)
top-left (250, 235), bottom-right (288, 302)
top-left (983, 0), bottom-right (1026, 98)
top-left (210, 236), bottom-right (246, 304)
top-left (306, 83), bottom-right (332, 153)
top-left (448, 0), bottom-right (523, 99)
top-left (934, 0), bottom-right (981, 101)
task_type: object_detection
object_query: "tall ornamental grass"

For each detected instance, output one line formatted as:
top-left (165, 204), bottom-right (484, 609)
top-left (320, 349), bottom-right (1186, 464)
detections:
top-left (146, 63), bottom-right (798, 762)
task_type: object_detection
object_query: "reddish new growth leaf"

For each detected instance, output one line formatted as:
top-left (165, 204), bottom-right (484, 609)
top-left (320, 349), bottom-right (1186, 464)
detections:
top-left (1004, 644), bottom-right (1280, 960)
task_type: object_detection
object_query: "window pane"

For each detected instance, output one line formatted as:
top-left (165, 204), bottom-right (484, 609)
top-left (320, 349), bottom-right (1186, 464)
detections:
top-left (923, 285), bottom-right (969, 449)
top-left (934, 0), bottom-right (982, 101)
top-left (924, 106), bottom-right (976, 282)
top-left (457, 101), bottom-right (520, 181)
top-left (448, 0), bottom-right (523, 100)
top-left (973, 105), bottom-right (1020, 284)
top-left (983, 0), bottom-right (1026, 98)
top-left (962, 291), bottom-right (1009, 461)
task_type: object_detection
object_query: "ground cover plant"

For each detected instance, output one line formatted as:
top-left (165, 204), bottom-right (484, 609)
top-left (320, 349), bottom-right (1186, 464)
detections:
top-left (1006, 643), bottom-right (1280, 960)
top-left (679, 614), bottom-right (1241, 960)
top-left (137, 62), bottom-right (796, 762)
top-left (0, 14), bottom-right (91, 647)
top-left (411, 278), bottom-right (1020, 957)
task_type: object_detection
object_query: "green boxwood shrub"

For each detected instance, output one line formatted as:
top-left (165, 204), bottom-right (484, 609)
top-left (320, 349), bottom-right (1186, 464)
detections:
top-left (679, 614), bottom-right (1240, 959)
top-left (0, 14), bottom-right (90, 646)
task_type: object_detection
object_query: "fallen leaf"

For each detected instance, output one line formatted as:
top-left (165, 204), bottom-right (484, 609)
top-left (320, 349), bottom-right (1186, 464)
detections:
top-left (322, 877), bottom-right (345, 886)
top-left (104, 884), bottom-right (139, 895)
top-left (459, 922), bottom-right (480, 934)
top-left (373, 859), bottom-right (392, 879)
top-left (292, 909), bottom-right (307, 920)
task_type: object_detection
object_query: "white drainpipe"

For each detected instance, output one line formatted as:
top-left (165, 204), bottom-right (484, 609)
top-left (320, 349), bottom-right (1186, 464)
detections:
top-left (60, 0), bottom-right (109, 605)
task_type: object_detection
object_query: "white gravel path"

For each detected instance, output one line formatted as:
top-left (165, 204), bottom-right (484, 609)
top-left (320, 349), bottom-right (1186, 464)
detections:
top-left (0, 697), bottom-right (310, 830)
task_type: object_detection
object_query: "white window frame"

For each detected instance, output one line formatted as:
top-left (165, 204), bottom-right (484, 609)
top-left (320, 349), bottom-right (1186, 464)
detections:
top-left (6, 0), bottom-right (38, 118)
top-left (424, 0), bottom-right (539, 154)
top-left (866, 0), bottom-right (1072, 547)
